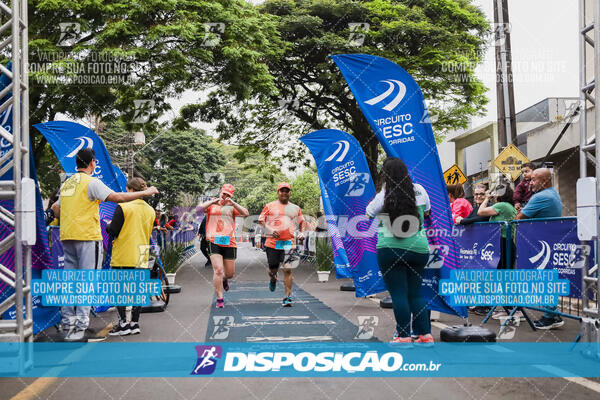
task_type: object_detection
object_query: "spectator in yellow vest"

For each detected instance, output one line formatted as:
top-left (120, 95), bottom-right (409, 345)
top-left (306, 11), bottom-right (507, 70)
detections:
top-left (51, 148), bottom-right (158, 341)
top-left (106, 177), bottom-right (156, 337)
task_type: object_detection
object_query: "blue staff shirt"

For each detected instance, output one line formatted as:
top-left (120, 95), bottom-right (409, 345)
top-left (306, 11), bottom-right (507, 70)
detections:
top-left (521, 187), bottom-right (562, 218)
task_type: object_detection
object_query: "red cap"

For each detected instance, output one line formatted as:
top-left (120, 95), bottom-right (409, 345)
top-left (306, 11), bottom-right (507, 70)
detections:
top-left (277, 182), bottom-right (291, 191)
top-left (221, 184), bottom-right (235, 197)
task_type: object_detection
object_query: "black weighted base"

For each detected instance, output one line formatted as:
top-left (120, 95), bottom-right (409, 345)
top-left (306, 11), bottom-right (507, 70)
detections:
top-left (165, 284), bottom-right (182, 294)
top-left (380, 296), bottom-right (393, 309)
top-left (440, 325), bottom-right (496, 342)
top-left (340, 282), bottom-right (355, 292)
top-left (141, 299), bottom-right (166, 313)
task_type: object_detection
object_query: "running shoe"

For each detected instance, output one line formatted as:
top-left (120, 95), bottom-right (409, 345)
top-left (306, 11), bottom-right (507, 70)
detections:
top-left (413, 334), bottom-right (435, 347)
top-left (223, 279), bottom-right (229, 292)
top-left (129, 323), bottom-right (141, 335)
top-left (391, 333), bottom-right (413, 347)
top-left (533, 316), bottom-right (564, 330)
top-left (491, 310), bottom-right (508, 320)
top-left (282, 296), bottom-right (293, 307)
top-left (269, 274), bottom-right (277, 292)
top-left (109, 322), bottom-right (131, 336)
top-left (84, 328), bottom-right (108, 342)
top-left (216, 298), bottom-right (225, 308)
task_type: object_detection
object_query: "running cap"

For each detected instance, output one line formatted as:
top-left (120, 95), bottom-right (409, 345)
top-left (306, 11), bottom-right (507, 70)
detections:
top-left (277, 182), bottom-right (291, 191)
top-left (221, 184), bottom-right (235, 196)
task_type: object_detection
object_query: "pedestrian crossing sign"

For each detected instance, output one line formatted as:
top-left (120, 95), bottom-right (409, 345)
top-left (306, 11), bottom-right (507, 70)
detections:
top-left (444, 164), bottom-right (467, 185)
top-left (493, 144), bottom-right (530, 181)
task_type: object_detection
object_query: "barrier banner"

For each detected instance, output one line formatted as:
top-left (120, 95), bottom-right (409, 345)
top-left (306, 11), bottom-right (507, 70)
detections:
top-left (454, 223), bottom-right (502, 269)
top-left (514, 218), bottom-right (583, 298)
top-left (332, 54), bottom-right (465, 316)
top-left (0, 62), bottom-right (57, 333)
top-left (300, 129), bottom-right (386, 297)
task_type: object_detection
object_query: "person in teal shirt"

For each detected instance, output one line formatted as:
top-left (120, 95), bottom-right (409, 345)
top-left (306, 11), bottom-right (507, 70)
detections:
top-left (516, 168), bottom-right (564, 330)
top-left (366, 157), bottom-right (433, 347)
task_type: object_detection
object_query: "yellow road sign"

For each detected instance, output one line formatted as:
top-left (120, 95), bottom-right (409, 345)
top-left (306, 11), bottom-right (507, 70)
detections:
top-left (444, 164), bottom-right (467, 185)
top-left (493, 144), bottom-right (530, 181)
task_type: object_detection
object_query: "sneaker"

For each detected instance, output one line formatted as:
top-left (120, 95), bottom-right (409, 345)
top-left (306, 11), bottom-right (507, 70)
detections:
top-left (534, 316), bottom-right (564, 330)
top-left (129, 323), bottom-right (141, 335)
top-left (109, 322), bottom-right (131, 336)
top-left (84, 328), bottom-right (107, 342)
top-left (492, 310), bottom-right (508, 320)
top-left (282, 296), bottom-right (293, 307)
top-left (223, 279), bottom-right (229, 292)
top-left (269, 274), bottom-right (277, 292)
top-left (391, 333), bottom-right (413, 347)
top-left (413, 334), bottom-right (435, 347)
top-left (216, 298), bottom-right (225, 308)
top-left (471, 306), bottom-right (491, 316)
top-left (64, 328), bottom-right (85, 342)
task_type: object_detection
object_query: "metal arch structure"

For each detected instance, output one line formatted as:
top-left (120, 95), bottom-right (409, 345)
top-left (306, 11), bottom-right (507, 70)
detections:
top-left (579, 0), bottom-right (600, 355)
top-left (0, 0), bottom-right (32, 343)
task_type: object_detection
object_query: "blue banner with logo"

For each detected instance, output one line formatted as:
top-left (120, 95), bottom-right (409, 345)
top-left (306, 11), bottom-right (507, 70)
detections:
top-left (331, 54), bottom-right (465, 317)
top-left (454, 223), bottom-right (502, 269)
top-left (0, 62), bottom-right (57, 333)
top-left (514, 218), bottom-right (584, 298)
top-left (34, 120), bottom-right (128, 251)
top-left (300, 130), bottom-right (386, 297)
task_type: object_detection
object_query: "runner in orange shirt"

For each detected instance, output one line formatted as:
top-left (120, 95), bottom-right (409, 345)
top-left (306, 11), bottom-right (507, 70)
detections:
top-left (258, 182), bottom-right (305, 307)
top-left (199, 184), bottom-right (249, 308)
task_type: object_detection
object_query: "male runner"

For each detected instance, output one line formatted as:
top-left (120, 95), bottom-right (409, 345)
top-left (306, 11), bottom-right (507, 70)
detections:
top-left (199, 184), bottom-right (249, 308)
top-left (259, 182), bottom-right (305, 307)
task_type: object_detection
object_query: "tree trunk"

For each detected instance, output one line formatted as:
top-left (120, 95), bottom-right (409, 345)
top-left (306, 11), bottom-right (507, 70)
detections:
top-left (353, 121), bottom-right (379, 180)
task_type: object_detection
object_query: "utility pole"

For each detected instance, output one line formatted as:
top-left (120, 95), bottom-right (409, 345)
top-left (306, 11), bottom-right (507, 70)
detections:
top-left (494, 0), bottom-right (517, 150)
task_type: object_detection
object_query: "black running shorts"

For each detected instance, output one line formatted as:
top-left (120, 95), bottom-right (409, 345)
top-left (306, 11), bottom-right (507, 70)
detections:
top-left (208, 242), bottom-right (237, 260)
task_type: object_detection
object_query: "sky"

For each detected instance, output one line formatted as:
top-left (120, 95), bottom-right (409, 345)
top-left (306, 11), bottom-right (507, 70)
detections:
top-left (470, 0), bottom-right (578, 127)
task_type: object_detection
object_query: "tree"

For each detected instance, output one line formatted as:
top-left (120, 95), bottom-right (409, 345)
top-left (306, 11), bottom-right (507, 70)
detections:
top-left (25, 0), bottom-right (283, 164)
top-left (184, 0), bottom-right (489, 175)
top-left (133, 128), bottom-right (224, 210)
top-left (290, 169), bottom-right (320, 217)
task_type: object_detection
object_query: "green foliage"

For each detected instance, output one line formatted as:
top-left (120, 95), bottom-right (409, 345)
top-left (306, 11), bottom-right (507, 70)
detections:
top-left (315, 236), bottom-right (333, 271)
top-left (160, 242), bottom-right (187, 274)
top-left (188, 0), bottom-right (489, 175)
top-left (136, 128), bottom-right (224, 210)
top-left (27, 0), bottom-right (283, 166)
top-left (290, 169), bottom-right (320, 217)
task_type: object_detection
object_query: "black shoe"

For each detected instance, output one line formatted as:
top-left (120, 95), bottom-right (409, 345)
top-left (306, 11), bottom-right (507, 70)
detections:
top-left (109, 322), bottom-right (131, 336)
top-left (223, 279), bottom-right (229, 292)
top-left (534, 316), bottom-right (564, 330)
top-left (129, 323), bottom-right (141, 335)
top-left (471, 306), bottom-right (491, 316)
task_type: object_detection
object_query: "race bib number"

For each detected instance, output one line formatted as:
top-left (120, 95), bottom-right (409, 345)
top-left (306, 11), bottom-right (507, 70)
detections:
top-left (276, 240), bottom-right (292, 250)
top-left (215, 235), bottom-right (231, 246)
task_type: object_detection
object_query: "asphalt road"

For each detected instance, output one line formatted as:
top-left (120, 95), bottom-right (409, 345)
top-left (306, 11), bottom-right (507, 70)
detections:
top-left (2, 243), bottom-right (599, 400)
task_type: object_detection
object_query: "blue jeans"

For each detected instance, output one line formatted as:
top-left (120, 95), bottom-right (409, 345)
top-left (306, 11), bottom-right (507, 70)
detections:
top-left (377, 247), bottom-right (430, 337)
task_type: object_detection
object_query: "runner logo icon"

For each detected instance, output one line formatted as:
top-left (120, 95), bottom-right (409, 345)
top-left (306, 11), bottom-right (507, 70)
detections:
top-left (209, 316), bottom-right (233, 340)
top-left (325, 140), bottom-right (350, 162)
top-left (529, 240), bottom-right (551, 269)
top-left (345, 173), bottom-right (370, 197)
top-left (354, 316), bottom-right (378, 339)
top-left (365, 80), bottom-right (407, 111)
top-left (191, 345), bottom-right (222, 375)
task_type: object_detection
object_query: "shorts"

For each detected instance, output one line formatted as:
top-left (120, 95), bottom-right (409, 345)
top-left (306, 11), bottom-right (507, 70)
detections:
top-left (208, 242), bottom-right (237, 260)
top-left (266, 247), bottom-right (299, 269)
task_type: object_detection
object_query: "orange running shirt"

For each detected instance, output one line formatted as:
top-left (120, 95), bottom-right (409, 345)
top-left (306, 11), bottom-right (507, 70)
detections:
top-left (205, 204), bottom-right (241, 248)
top-left (258, 201), bottom-right (304, 249)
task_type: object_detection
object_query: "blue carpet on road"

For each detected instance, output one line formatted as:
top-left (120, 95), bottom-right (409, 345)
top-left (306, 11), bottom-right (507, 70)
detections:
top-left (206, 282), bottom-right (379, 342)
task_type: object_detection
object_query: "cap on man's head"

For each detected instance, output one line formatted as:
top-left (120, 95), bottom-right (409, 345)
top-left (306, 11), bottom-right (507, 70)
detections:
top-left (75, 147), bottom-right (95, 169)
top-left (221, 184), bottom-right (235, 197)
top-left (277, 182), bottom-right (291, 191)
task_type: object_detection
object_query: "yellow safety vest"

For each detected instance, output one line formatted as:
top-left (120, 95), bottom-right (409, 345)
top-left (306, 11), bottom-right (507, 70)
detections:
top-left (59, 173), bottom-right (102, 241)
top-left (111, 199), bottom-right (155, 268)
